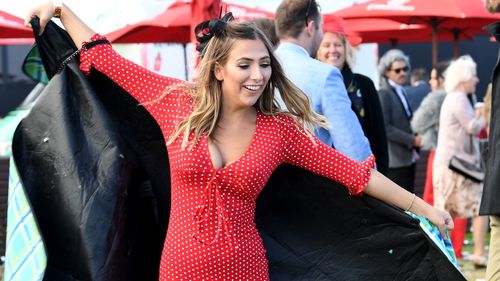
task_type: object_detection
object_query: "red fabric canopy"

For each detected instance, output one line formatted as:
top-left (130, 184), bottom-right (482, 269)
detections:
top-left (334, 0), bottom-right (500, 63)
top-left (106, 1), bottom-right (274, 44)
top-left (0, 10), bottom-right (33, 39)
top-left (335, 0), bottom-right (500, 27)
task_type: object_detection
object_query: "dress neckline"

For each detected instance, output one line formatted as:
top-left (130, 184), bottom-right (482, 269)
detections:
top-left (204, 111), bottom-right (261, 171)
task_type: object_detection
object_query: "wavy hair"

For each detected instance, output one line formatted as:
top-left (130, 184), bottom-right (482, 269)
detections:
top-left (377, 49), bottom-right (411, 88)
top-left (165, 21), bottom-right (327, 149)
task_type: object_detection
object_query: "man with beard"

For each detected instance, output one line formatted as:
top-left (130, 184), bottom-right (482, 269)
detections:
top-left (377, 49), bottom-right (422, 193)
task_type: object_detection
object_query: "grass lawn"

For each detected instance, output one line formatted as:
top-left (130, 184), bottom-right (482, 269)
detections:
top-left (460, 232), bottom-right (490, 281)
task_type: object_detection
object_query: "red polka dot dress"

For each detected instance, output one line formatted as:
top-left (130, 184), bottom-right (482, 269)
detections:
top-left (80, 34), bottom-right (375, 281)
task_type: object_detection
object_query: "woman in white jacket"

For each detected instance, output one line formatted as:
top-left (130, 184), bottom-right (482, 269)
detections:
top-left (433, 55), bottom-right (488, 267)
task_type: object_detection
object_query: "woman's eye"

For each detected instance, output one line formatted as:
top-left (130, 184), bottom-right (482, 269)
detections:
top-left (261, 63), bottom-right (271, 68)
top-left (238, 65), bottom-right (249, 69)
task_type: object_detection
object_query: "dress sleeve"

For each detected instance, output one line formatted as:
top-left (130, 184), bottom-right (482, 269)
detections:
top-left (79, 34), bottom-right (192, 135)
top-left (281, 117), bottom-right (375, 195)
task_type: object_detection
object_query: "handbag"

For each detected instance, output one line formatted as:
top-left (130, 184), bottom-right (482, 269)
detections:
top-left (448, 155), bottom-right (484, 183)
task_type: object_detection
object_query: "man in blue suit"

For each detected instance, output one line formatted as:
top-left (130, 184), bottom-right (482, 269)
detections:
top-left (274, 0), bottom-right (372, 163)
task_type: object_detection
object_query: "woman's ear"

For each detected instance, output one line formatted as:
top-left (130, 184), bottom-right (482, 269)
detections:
top-left (214, 62), bottom-right (224, 81)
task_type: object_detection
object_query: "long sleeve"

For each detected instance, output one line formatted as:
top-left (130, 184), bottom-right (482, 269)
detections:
top-left (281, 118), bottom-right (375, 196)
top-left (79, 34), bottom-right (192, 131)
top-left (411, 92), bottom-right (445, 150)
top-left (321, 69), bottom-right (372, 162)
top-left (452, 94), bottom-right (486, 135)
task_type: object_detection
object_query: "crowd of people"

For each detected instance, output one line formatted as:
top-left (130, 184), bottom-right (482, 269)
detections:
top-left (9, 0), bottom-right (500, 280)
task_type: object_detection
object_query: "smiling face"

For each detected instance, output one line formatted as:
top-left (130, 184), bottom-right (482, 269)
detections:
top-left (317, 32), bottom-right (345, 69)
top-left (214, 39), bottom-right (272, 110)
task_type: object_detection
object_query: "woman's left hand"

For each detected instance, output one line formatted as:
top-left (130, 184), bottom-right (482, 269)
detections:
top-left (426, 206), bottom-right (454, 239)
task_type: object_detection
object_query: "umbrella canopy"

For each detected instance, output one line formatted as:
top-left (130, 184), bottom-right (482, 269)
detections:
top-left (335, 0), bottom-right (500, 64)
top-left (106, 1), bottom-right (274, 44)
top-left (339, 17), bottom-right (475, 56)
top-left (0, 38), bottom-right (34, 45)
top-left (0, 10), bottom-right (33, 39)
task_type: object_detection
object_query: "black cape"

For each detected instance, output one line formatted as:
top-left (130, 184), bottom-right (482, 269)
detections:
top-left (12, 19), bottom-right (465, 280)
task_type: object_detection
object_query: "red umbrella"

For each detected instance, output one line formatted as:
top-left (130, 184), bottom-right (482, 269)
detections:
top-left (0, 10), bottom-right (33, 39)
top-left (106, 1), bottom-right (191, 44)
top-left (341, 17), bottom-right (474, 54)
top-left (106, 1), bottom-right (274, 44)
top-left (335, 0), bottom-right (500, 64)
top-left (0, 38), bottom-right (34, 45)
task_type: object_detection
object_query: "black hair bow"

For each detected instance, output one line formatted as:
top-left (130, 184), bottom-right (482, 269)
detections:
top-left (195, 12), bottom-right (234, 54)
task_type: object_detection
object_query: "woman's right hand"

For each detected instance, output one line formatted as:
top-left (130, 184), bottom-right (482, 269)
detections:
top-left (425, 206), bottom-right (454, 239)
top-left (24, 2), bottom-right (95, 48)
top-left (24, 1), bottom-right (56, 35)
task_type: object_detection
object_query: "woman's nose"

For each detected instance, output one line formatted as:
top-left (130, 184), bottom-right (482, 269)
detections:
top-left (251, 66), bottom-right (263, 81)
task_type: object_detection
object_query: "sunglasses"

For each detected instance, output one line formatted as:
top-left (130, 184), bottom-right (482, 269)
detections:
top-left (391, 66), bottom-right (409, 74)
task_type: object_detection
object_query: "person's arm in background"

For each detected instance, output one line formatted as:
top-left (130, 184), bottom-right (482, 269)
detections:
top-left (321, 68), bottom-right (372, 162)
top-left (378, 89), bottom-right (419, 148)
top-left (411, 94), bottom-right (439, 136)
top-left (362, 76), bottom-right (389, 175)
top-left (454, 95), bottom-right (486, 135)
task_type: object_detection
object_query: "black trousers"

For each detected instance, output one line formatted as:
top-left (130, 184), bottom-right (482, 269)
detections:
top-left (387, 163), bottom-right (416, 193)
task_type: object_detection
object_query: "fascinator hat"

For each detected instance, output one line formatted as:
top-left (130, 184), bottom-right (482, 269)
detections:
top-left (194, 12), bottom-right (235, 56)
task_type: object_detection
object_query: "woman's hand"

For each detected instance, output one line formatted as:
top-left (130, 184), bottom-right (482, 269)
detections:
top-left (426, 206), bottom-right (454, 239)
top-left (24, 1), bottom-right (55, 35)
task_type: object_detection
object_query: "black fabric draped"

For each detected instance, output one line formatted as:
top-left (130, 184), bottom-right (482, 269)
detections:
top-left (11, 19), bottom-right (464, 280)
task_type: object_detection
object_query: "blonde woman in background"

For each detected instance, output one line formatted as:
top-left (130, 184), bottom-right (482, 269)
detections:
top-left (316, 16), bottom-right (389, 175)
top-left (433, 55), bottom-right (488, 267)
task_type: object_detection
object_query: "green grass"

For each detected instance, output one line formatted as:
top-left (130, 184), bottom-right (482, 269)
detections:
top-left (460, 232), bottom-right (489, 281)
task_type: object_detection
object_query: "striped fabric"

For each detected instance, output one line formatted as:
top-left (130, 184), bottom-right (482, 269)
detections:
top-left (407, 212), bottom-right (459, 269)
top-left (4, 158), bottom-right (46, 281)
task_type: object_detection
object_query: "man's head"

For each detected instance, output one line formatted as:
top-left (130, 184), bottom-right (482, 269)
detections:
top-left (275, 0), bottom-right (323, 56)
top-left (410, 68), bottom-right (429, 86)
top-left (378, 49), bottom-right (411, 87)
top-left (485, 0), bottom-right (500, 13)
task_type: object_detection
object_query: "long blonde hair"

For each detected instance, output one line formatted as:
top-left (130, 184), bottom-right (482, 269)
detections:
top-left (167, 21), bottom-right (327, 149)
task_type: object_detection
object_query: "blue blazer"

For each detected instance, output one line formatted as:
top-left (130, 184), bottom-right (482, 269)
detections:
top-left (275, 43), bottom-right (372, 162)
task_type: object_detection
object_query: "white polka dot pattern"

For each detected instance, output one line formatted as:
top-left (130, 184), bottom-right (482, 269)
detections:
top-left (80, 34), bottom-right (376, 281)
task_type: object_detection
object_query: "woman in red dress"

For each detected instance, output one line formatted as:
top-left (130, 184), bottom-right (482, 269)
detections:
top-left (26, 2), bottom-right (453, 280)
